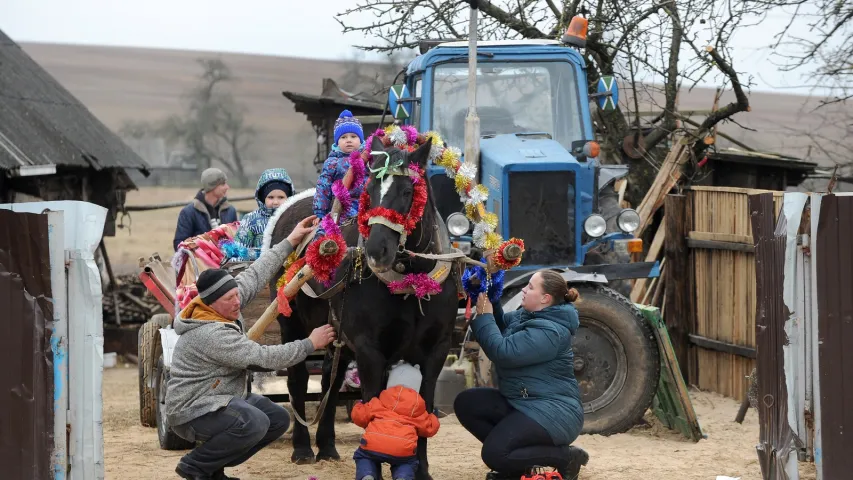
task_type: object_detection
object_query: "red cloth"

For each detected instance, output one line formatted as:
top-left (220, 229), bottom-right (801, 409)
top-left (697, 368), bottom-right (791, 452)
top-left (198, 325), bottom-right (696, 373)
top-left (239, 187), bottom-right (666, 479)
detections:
top-left (350, 385), bottom-right (440, 458)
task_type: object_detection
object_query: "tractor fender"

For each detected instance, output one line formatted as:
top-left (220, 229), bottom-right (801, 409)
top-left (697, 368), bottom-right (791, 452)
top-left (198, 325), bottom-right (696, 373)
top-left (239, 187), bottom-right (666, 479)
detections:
top-left (158, 328), bottom-right (181, 370)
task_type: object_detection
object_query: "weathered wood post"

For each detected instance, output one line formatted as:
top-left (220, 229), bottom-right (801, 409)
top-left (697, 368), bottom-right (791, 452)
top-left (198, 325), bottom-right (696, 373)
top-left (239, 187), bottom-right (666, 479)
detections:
top-left (664, 193), bottom-right (695, 383)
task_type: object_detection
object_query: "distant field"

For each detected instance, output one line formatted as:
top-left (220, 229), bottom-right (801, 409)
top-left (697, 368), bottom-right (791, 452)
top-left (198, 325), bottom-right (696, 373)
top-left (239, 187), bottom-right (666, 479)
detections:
top-left (20, 41), bottom-right (853, 183)
top-left (103, 187), bottom-right (256, 271)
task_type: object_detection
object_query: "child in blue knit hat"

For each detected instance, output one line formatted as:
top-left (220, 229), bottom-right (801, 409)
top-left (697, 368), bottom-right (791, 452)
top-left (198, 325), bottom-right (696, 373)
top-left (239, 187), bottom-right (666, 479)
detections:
top-left (313, 110), bottom-right (366, 226)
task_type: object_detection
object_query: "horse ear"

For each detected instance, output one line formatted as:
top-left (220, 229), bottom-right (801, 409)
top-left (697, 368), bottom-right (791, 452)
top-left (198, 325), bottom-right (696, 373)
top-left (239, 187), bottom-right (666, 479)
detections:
top-left (408, 140), bottom-right (432, 168)
top-left (371, 135), bottom-right (385, 153)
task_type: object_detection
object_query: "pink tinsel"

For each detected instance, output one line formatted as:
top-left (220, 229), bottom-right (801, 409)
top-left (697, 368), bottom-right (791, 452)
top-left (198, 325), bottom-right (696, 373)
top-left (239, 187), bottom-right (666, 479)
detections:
top-left (408, 162), bottom-right (422, 183)
top-left (401, 124), bottom-right (418, 144)
top-left (388, 273), bottom-right (442, 299)
top-left (331, 180), bottom-right (351, 215)
top-left (320, 214), bottom-right (341, 238)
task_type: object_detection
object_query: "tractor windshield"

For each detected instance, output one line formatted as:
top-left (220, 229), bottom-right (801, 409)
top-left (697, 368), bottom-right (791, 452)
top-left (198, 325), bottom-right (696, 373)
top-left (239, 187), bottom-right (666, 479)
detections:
top-left (432, 61), bottom-right (585, 149)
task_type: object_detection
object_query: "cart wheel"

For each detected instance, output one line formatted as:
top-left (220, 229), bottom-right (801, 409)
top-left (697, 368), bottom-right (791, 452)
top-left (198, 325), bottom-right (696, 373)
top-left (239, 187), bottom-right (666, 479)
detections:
top-left (155, 354), bottom-right (194, 450)
top-left (138, 314), bottom-right (171, 427)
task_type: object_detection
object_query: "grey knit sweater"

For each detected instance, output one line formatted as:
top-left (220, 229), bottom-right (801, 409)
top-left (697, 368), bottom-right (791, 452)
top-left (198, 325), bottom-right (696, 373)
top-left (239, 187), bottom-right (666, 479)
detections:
top-left (165, 238), bottom-right (315, 427)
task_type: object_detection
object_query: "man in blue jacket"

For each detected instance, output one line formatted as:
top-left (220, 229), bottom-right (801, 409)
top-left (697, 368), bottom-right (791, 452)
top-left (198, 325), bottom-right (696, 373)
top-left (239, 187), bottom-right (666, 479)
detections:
top-left (173, 168), bottom-right (238, 250)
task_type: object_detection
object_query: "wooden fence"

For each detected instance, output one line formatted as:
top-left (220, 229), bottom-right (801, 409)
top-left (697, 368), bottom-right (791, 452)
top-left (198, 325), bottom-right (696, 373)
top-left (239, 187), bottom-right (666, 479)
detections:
top-left (666, 186), bottom-right (782, 399)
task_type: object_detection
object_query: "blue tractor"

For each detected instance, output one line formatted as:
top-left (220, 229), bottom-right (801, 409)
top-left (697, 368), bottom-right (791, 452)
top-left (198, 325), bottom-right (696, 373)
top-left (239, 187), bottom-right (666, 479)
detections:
top-left (385, 15), bottom-right (662, 435)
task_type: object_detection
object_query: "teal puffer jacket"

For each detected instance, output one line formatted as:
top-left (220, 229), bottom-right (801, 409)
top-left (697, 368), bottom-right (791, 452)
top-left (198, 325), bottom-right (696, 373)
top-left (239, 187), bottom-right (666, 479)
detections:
top-left (471, 300), bottom-right (584, 445)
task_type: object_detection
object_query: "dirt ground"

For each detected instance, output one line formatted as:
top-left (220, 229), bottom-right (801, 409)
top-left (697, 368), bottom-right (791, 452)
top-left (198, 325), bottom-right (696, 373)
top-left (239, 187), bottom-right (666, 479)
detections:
top-left (103, 363), bottom-right (817, 480)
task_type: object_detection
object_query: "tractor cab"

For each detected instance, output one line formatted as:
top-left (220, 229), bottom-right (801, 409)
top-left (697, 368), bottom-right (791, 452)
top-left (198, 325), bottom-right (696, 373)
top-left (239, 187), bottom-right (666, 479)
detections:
top-left (386, 20), bottom-right (656, 286)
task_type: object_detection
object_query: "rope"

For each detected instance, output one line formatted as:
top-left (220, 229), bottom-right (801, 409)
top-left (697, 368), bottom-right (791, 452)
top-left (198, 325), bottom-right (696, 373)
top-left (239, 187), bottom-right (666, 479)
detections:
top-left (288, 259), bottom-right (354, 428)
top-left (401, 247), bottom-right (487, 268)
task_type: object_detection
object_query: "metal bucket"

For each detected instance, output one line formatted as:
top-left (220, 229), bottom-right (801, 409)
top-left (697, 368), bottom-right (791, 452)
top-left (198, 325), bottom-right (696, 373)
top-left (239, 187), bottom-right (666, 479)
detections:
top-left (434, 356), bottom-right (472, 417)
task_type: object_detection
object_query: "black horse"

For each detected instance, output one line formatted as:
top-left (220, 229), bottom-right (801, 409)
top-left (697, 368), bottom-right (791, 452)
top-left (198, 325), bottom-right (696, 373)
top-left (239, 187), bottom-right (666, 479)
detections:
top-left (266, 136), bottom-right (460, 480)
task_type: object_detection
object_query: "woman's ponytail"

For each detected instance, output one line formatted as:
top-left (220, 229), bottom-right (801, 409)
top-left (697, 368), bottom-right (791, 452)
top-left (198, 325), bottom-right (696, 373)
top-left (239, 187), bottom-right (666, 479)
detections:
top-left (565, 287), bottom-right (579, 303)
top-left (537, 270), bottom-right (580, 305)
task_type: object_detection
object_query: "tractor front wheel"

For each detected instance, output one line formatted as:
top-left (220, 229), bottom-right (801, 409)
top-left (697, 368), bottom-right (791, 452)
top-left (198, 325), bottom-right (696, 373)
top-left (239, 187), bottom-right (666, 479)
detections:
top-left (573, 285), bottom-right (659, 435)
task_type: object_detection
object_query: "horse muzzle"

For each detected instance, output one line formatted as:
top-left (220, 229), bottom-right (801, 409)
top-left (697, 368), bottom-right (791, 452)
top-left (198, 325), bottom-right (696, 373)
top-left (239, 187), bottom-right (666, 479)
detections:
top-left (367, 255), bottom-right (391, 273)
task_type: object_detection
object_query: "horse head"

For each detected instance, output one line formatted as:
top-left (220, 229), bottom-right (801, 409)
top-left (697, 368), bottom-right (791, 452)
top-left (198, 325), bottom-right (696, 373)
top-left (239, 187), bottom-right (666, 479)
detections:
top-left (359, 134), bottom-right (432, 273)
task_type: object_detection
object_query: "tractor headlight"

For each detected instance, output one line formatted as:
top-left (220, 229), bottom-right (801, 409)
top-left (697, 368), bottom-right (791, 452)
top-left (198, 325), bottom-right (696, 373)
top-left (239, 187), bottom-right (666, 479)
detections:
top-left (584, 214), bottom-right (607, 238)
top-left (447, 213), bottom-right (471, 236)
top-left (616, 209), bottom-right (641, 233)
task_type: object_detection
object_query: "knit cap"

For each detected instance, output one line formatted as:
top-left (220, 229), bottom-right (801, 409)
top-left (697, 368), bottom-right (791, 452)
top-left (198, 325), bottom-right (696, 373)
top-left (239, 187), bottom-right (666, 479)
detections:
top-left (196, 269), bottom-right (238, 305)
top-left (333, 110), bottom-right (364, 144)
top-left (260, 180), bottom-right (292, 201)
top-left (201, 168), bottom-right (228, 193)
top-left (387, 361), bottom-right (422, 393)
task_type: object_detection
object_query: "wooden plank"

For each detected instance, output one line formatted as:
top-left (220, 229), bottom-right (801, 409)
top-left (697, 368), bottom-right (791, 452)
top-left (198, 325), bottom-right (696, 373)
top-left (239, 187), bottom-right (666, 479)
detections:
top-left (630, 223), bottom-right (666, 302)
top-left (664, 194), bottom-right (695, 382)
top-left (639, 305), bottom-right (704, 442)
top-left (687, 231), bottom-right (753, 244)
top-left (687, 238), bottom-right (755, 253)
top-left (688, 334), bottom-right (756, 358)
top-left (635, 138), bottom-right (691, 238)
top-left (688, 185), bottom-right (785, 196)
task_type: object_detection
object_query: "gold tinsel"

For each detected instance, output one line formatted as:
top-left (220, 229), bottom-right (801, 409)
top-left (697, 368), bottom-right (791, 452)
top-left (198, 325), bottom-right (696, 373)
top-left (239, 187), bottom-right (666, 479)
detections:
top-left (455, 174), bottom-right (472, 193)
top-left (464, 203), bottom-right (476, 219)
top-left (484, 231), bottom-right (503, 250)
top-left (481, 212), bottom-right (499, 230)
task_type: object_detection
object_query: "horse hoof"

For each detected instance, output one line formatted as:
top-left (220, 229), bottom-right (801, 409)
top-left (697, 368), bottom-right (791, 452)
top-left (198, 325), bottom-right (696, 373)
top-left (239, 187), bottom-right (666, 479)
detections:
top-left (316, 448), bottom-right (341, 462)
top-left (291, 450), bottom-right (316, 465)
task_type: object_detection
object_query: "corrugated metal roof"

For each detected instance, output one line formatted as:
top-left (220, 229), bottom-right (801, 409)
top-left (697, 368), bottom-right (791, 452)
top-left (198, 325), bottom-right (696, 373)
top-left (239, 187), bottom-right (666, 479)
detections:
top-left (0, 30), bottom-right (149, 173)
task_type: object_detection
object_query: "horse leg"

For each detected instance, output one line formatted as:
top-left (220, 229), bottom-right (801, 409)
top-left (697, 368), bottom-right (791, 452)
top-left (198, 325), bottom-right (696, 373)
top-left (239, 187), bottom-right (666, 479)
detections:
top-left (414, 341), bottom-right (452, 480)
top-left (281, 317), bottom-right (316, 464)
top-left (315, 345), bottom-right (352, 461)
top-left (354, 342), bottom-right (387, 401)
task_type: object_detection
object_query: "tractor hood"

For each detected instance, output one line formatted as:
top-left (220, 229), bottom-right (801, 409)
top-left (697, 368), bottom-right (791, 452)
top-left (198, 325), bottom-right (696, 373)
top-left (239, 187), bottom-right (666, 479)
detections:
top-left (479, 134), bottom-right (586, 169)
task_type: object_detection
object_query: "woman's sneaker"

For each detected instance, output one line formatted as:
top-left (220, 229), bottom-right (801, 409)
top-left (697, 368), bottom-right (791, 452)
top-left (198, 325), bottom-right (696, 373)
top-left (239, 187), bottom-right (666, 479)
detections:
top-left (557, 446), bottom-right (589, 480)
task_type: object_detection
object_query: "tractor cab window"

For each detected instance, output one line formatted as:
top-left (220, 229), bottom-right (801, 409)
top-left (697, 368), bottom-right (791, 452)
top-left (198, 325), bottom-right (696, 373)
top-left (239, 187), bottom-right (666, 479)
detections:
top-left (411, 76), bottom-right (422, 129)
top-left (431, 61), bottom-right (584, 150)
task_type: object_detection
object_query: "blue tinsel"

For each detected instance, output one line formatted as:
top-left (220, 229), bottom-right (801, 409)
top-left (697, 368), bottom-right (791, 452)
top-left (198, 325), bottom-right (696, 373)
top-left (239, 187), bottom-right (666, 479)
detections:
top-left (219, 239), bottom-right (252, 261)
top-left (461, 263), bottom-right (505, 303)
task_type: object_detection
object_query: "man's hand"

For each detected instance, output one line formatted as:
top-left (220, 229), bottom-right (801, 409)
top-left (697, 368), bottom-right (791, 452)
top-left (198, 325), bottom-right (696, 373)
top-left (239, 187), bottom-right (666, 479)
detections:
top-left (308, 324), bottom-right (336, 350)
top-left (286, 215), bottom-right (319, 248)
top-left (477, 292), bottom-right (493, 315)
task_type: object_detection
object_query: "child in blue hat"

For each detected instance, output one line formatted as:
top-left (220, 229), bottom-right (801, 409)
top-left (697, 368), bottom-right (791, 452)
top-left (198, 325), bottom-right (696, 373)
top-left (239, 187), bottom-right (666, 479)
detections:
top-left (313, 110), bottom-right (366, 226)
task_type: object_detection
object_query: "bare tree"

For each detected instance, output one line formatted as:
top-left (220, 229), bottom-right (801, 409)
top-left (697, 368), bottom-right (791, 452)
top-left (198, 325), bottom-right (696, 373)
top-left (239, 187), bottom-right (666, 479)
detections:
top-left (763, 0), bottom-right (853, 106)
top-left (338, 50), bottom-right (413, 103)
top-left (119, 58), bottom-right (255, 186)
top-left (336, 0), bottom-right (770, 202)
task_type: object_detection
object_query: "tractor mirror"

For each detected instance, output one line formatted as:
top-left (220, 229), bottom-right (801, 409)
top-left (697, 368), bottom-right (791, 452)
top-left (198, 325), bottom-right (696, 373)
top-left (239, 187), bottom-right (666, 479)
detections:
top-left (388, 84), bottom-right (417, 120)
top-left (594, 76), bottom-right (619, 112)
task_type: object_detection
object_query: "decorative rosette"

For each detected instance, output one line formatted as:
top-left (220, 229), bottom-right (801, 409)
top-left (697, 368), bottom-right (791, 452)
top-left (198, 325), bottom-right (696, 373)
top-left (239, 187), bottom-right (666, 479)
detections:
top-left (493, 238), bottom-right (526, 270)
top-left (388, 273), bottom-right (443, 299)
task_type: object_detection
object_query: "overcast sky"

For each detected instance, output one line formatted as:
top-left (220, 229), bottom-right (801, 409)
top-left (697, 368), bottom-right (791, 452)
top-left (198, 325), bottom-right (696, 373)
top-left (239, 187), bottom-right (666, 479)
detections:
top-left (1, 0), bottom-right (828, 95)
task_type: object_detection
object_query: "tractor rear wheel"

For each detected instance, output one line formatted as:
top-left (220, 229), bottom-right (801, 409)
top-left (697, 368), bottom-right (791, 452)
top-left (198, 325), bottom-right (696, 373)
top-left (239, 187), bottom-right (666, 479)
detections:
top-left (139, 314), bottom-right (171, 427)
top-left (574, 285), bottom-right (659, 435)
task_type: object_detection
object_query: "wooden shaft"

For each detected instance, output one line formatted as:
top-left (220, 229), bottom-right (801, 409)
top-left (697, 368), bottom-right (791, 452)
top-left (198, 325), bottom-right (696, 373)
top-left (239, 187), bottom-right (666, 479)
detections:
top-left (246, 300), bottom-right (281, 342)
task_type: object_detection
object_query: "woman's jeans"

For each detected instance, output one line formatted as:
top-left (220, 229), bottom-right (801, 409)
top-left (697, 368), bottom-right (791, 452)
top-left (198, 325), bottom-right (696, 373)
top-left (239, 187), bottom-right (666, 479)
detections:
top-left (454, 387), bottom-right (571, 475)
top-left (171, 393), bottom-right (290, 476)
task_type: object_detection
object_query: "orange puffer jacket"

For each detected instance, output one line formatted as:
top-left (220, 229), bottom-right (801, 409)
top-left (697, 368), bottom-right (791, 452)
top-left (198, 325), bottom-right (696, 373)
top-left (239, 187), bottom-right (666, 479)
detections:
top-left (350, 385), bottom-right (441, 457)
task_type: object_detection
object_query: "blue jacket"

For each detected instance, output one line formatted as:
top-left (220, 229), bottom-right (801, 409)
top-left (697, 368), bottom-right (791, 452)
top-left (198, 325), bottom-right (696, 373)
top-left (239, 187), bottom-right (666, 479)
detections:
top-left (173, 190), bottom-right (238, 250)
top-left (313, 145), bottom-right (365, 221)
top-left (234, 168), bottom-right (295, 258)
top-left (471, 300), bottom-right (584, 445)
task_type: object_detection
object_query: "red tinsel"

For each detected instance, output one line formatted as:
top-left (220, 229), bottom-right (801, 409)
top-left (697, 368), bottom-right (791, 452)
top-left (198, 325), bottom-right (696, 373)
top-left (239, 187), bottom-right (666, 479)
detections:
top-left (276, 257), bottom-right (305, 317)
top-left (357, 173), bottom-right (428, 239)
top-left (493, 238), bottom-right (526, 270)
top-left (305, 233), bottom-right (347, 285)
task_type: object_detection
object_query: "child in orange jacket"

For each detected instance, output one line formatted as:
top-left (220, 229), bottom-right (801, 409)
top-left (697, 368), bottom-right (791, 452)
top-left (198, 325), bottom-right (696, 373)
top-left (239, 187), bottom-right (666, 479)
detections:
top-left (351, 361), bottom-right (440, 480)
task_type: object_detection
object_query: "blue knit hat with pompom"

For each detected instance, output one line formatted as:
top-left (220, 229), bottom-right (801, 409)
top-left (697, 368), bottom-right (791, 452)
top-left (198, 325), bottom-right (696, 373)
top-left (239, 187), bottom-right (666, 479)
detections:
top-left (333, 110), bottom-right (364, 144)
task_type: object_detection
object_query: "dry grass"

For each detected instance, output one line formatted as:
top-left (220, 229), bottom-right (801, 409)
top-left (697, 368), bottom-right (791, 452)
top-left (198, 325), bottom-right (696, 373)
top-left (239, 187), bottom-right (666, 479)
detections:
top-left (103, 187), bottom-right (257, 270)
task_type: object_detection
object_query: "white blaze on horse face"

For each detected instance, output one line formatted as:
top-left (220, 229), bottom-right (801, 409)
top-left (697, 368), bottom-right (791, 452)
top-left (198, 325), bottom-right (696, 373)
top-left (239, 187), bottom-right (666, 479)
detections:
top-left (379, 174), bottom-right (395, 203)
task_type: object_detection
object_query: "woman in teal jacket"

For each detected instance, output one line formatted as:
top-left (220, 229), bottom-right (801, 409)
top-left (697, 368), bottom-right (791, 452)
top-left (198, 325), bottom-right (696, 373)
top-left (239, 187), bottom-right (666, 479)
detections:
top-left (454, 269), bottom-right (589, 480)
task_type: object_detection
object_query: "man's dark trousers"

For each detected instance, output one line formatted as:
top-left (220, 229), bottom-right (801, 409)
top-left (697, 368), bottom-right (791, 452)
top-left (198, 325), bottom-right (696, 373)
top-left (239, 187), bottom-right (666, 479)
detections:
top-left (172, 393), bottom-right (290, 476)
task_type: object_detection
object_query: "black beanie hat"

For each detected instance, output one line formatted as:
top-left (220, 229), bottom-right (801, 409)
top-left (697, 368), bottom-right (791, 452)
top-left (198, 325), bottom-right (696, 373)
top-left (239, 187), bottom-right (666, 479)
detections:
top-left (196, 269), bottom-right (238, 305)
top-left (260, 180), bottom-right (292, 202)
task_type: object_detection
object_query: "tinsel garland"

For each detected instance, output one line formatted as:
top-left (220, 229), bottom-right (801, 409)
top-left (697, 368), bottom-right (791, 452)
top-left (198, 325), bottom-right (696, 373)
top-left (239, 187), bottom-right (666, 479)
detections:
top-left (461, 265), bottom-right (505, 303)
top-left (388, 273), bottom-right (443, 299)
top-left (276, 257), bottom-right (306, 317)
top-left (219, 239), bottom-right (251, 261)
top-left (356, 160), bottom-right (428, 239)
top-left (493, 238), bottom-right (526, 270)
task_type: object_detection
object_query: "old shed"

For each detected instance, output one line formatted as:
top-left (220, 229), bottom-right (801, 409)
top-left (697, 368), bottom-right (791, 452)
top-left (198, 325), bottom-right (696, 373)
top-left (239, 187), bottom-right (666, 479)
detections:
top-left (0, 29), bottom-right (150, 236)
top-left (282, 78), bottom-right (385, 172)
